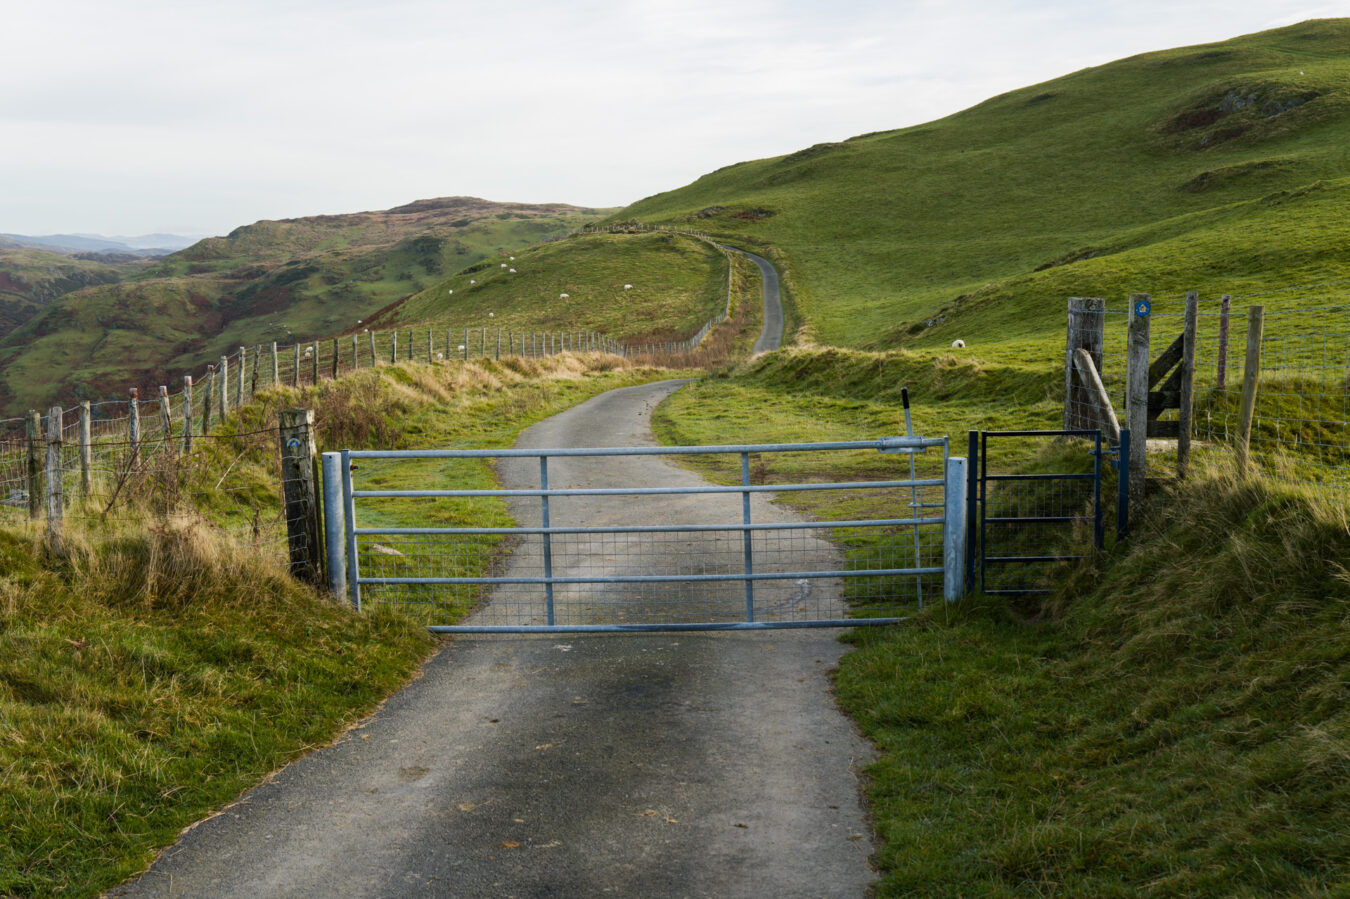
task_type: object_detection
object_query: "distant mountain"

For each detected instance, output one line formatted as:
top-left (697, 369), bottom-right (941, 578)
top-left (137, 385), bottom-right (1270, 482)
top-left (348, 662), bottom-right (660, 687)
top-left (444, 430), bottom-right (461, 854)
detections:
top-left (0, 197), bottom-right (610, 414)
top-left (0, 232), bottom-right (201, 257)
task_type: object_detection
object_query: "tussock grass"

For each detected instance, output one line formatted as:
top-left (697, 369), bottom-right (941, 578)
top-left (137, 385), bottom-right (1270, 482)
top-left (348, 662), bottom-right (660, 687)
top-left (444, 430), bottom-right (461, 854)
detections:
top-left (837, 466), bottom-right (1350, 894)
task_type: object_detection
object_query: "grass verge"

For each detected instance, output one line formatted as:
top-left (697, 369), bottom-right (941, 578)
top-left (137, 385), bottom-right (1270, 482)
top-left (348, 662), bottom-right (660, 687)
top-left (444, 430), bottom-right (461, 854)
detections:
top-left (1, 352), bottom-right (679, 897)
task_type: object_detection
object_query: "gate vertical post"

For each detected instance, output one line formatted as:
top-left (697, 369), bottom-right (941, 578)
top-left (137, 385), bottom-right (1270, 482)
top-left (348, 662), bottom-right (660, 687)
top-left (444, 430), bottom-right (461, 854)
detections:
top-left (966, 431), bottom-right (979, 590)
top-left (182, 376), bottom-right (194, 453)
top-left (741, 453), bottom-right (756, 621)
top-left (1116, 429), bottom-right (1131, 540)
top-left (1092, 430), bottom-right (1105, 549)
top-left (321, 452), bottom-right (347, 600)
top-left (540, 456), bottom-right (555, 626)
top-left (943, 455), bottom-right (967, 602)
top-left (1125, 294), bottom-right (1151, 505)
top-left (341, 449), bottom-right (361, 611)
top-left (1236, 306), bottom-right (1265, 477)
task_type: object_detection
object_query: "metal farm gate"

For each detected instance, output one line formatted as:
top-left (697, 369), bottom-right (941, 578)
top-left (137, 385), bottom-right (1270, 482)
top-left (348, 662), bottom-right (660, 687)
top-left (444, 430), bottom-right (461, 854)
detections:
top-left (968, 429), bottom-right (1129, 598)
top-left (321, 437), bottom-right (970, 632)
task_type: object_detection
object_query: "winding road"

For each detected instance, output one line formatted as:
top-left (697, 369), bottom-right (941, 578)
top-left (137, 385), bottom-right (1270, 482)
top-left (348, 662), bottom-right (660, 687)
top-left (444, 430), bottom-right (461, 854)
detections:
top-left (727, 247), bottom-right (784, 354)
top-left (112, 381), bottom-right (876, 898)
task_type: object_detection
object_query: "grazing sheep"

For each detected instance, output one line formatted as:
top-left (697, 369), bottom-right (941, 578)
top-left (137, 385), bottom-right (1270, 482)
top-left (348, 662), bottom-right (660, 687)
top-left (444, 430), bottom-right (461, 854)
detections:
top-left (952, 339), bottom-right (966, 348)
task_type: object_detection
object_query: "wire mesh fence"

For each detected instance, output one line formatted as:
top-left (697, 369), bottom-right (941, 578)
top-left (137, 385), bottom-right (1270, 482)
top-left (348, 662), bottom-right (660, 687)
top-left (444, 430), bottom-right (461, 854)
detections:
top-left (1068, 290), bottom-right (1350, 491)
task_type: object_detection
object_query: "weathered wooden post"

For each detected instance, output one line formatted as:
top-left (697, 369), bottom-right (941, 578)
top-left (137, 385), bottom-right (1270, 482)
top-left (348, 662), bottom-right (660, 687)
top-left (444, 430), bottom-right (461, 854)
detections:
top-left (183, 376), bottom-right (194, 453)
top-left (127, 390), bottom-right (140, 463)
top-left (237, 346), bottom-right (247, 407)
top-left (1216, 294), bottom-right (1232, 389)
top-left (218, 355), bottom-right (229, 421)
top-left (26, 410), bottom-right (42, 519)
top-left (1125, 294), bottom-right (1151, 504)
top-left (159, 386), bottom-right (173, 451)
top-left (351, 334), bottom-right (359, 370)
top-left (1236, 306), bottom-right (1265, 478)
top-left (463, 329), bottom-right (469, 361)
top-left (427, 328), bottom-right (434, 363)
top-left (271, 342), bottom-right (280, 386)
top-left (45, 405), bottom-right (63, 554)
top-left (496, 329), bottom-right (501, 360)
top-left (407, 329), bottom-right (413, 362)
top-left (481, 327), bottom-right (487, 357)
top-left (202, 365), bottom-right (215, 435)
top-left (292, 343), bottom-right (300, 387)
top-left (279, 408), bottom-right (323, 586)
top-left (250, 345), bottom-right (261, 398)
top-left (1177, 291), bottom-right (1199, 478)
top-left (311, 341), bottom-right (320, 385)
top-left (390, 331), bottom-right (398, 364)
top-left (1064, 297), bottom-right (1106, 430)
top-left (77, 401), bottom-right (92, 497)
top-left (331, 337), bottom-right (340, 380)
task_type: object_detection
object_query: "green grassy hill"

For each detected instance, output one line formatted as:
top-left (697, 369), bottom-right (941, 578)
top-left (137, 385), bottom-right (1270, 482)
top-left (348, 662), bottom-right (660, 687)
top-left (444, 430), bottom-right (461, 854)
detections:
top-left (611, 18), bottom-right (1350, 348)
top-left (0, 198), bottom-right (609, 415)
top-left (375, 230), bottom-right (729, 343)
top-left (0, 248), bottom-right (135, 336)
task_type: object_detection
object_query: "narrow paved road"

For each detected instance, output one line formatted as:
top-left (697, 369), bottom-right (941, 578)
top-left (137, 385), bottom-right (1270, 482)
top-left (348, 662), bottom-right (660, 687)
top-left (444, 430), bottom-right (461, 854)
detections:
top-left (112, 381), bottom-right (875, 898)
top-left (726, 248), bottom-right (784, 353)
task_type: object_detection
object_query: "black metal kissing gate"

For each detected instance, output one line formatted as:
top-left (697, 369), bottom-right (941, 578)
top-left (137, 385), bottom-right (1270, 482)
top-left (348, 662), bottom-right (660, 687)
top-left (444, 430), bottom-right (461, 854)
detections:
top-left (967, 429), bottom-right (1130, 597)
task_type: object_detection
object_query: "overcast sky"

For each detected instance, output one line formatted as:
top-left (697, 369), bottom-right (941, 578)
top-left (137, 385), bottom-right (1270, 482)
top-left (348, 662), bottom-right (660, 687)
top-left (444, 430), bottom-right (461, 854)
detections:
top-left (2, 0), bottom-right (1345, 237)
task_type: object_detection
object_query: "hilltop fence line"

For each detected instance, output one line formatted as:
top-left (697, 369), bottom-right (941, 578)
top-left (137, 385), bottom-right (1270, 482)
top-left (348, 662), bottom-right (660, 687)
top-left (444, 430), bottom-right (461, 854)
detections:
top-left (1064, 287), bottom-right (1350, 493)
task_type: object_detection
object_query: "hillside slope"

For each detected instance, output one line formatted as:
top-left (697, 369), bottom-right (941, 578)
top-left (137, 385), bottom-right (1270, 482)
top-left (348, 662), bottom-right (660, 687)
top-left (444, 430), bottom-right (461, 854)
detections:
top-left (610, 19), bottom-right (1350, 348)
top-left (0, 198), bottom-right (607, 415)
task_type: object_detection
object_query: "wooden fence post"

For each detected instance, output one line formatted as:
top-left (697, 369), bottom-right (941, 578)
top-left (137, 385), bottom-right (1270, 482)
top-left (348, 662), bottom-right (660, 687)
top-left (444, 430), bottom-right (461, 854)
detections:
top-left (78, 401), bottom-right (92, 497)
top-left (271, 341), bottom-right (279, 386)
top-left (1216, 294), bottom-right (1231, 389)
top-left (292, 343), bottom-right (300, 387)
top-left (1126, 294), bottom-right (1151, 504)
top-left (237, 346), bottom-right (246, 407)
top-left (202, 366), bottom-right (215, 435)
top-left (183, 376), bottom-right (194, 453)
top-left (391, 331), bottom-right (398, 364)
top-left (1177, 291), bottom-right (1199, 478)
top-left (219, 355), bottom-right (229, 421)
top-left (352, 335), bottom-right (359, 370)
top-left (464, 329), bottom-right (469, 360)
top-left (427, 328), bottom-right (434, 363)
top-left (1236, 306), bottom-right (1265, 478)
top-left (127, 390), bottom-right (140, 460)
top-left (311, 341), bottom-right (320, 385)
top-left (1064, 297), bottom-right (1106, 430)
top-left (279, 408), bottom-right (323, 586)
top-left (45, 406), bottom-right (63, 554)
top-left (159, 386), bottom-right (173, 450)
top-left (331, 337), bottom-right (340, 380)
top-left (250, 345), bottom-right (261, 398)
top-left (26, 410), bottom-right (42, 519)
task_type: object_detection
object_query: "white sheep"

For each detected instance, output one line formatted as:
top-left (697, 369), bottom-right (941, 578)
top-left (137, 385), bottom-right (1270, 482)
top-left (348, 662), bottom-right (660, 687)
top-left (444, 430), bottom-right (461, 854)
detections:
top-left (952, 339), bottom-right (966, 348)
top-left (560, 293), bottom-right (569, 299)
top-left (624, 284), bottom-right (633, 290)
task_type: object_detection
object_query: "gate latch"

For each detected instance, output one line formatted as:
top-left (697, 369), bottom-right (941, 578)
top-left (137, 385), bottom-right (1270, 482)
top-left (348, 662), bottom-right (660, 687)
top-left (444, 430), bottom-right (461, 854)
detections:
top-left (878, 436), bottom-right (929, 454)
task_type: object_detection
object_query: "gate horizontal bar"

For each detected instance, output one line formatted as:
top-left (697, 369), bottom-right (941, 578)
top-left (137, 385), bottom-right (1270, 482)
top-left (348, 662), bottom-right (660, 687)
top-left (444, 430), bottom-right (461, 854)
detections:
top-left (355, 516), bottom-right (942, 537)
top-left (983, 515), bottom-right (1087, 525)
top-left (359, 566), bottom-right (942, 586)
top-left (354, 478), bottom-right (944, 499)
top-left (346, 437), bottom-right (948, 459)
top-left (427, 618), bottom-right (907, 634)
top-left (981, 429), bottom-right (1103, 438)
top-left (983, 554), bottom-right (1084, 564)
top-left (981, 473), bottom-right (1096, 483)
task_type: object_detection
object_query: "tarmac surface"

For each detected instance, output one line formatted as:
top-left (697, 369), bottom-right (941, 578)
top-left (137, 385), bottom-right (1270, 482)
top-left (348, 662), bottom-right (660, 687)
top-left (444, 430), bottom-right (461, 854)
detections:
top-left (111, 380), bottom-right (876, 898)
